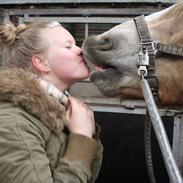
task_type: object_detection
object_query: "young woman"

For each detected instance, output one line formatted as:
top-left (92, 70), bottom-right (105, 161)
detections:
top-left (0, 21), bottom-right (103, 183)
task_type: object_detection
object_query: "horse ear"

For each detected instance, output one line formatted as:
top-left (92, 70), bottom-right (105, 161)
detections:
top-left (32, 55), bottom-right (50, 73)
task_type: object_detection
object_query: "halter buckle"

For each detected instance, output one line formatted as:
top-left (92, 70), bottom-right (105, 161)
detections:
top-left (137, 49), bottom-right (149, 67)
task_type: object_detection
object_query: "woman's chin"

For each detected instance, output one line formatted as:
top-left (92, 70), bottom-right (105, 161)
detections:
top-left (81, 67), bottom-right (90, 79)
top-left (71, 67), bottom-right (90, 82)
top-left (75, 72), bottom-right (90, 82)
top-left (81, 72), bottom-right (90, 80)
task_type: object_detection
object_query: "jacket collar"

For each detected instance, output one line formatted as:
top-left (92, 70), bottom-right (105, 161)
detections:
top-left (0, 68), bottom-right (67, 132)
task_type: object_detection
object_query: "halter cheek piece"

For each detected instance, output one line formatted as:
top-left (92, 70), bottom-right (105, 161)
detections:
top-left (134, 15), bottom-right (183, 104)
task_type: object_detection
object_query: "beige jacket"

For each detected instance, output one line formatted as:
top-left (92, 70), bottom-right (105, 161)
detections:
top-left (0, 68), bottom-right (103, 183)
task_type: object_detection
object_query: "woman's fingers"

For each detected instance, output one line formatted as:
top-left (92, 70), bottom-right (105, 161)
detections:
top-left (65, 96), bottom-right (95, 138)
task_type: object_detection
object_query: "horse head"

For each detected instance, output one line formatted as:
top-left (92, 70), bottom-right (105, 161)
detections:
top-left (82, 2), bottom-right (183, 105)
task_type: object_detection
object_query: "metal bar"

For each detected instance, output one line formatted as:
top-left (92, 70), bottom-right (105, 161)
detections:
top-left (89, 104), bottom-right (146, 114)
top-left (140, 77), bottom-right (183, 183)
top-left (6, 8), bottom-right (164, 16)
top-left (85, 23), bottom-right (88, 38)
top-left (81, 97), bottom-right (183, 117)
top-left (23, 16), bottom-right (130, 23)
top-left (0, 0), bottom-right (176, 5)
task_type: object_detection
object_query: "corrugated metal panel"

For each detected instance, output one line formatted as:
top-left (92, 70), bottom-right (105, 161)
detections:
top-left (62, 23), bottom-right (117, 46)
top-left (89, 23), bottom-right (116, 35)
top-left (0, 0), bottom-right (176, 5)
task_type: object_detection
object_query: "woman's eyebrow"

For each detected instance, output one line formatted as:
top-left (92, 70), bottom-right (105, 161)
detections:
top-left (66, 39), bottom-right (76, 44)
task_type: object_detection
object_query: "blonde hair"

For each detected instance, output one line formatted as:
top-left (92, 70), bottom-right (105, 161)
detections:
top-left (0, 21), bottom-right (60, 70)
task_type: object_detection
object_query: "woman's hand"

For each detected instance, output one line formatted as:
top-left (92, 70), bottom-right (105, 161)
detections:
top-left (65, 97), bottom-right (95, 138)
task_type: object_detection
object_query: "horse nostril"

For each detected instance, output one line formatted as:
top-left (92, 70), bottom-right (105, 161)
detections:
top-left (98, 38), bottom-right (108, 45)
top-left (98, 37), bottom-right (113, 51)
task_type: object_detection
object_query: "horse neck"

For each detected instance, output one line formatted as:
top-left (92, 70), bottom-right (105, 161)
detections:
top-left (146, 4), bottom-right (183, 105)
top-left (147, 3), bottom-right (183, 47)
top-left (156, 57), bottom-right (183, 105)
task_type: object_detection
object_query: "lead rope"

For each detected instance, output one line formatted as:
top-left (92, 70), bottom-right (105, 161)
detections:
top-left (139, 70), bottom-right (183, 183)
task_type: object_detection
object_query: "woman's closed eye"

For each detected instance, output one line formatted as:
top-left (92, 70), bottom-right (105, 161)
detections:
top-left (65, 45), bottom-right (72, 49)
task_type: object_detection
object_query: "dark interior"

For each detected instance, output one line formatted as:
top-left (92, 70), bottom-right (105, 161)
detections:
top-left (94, 112), bottom-right (173, 183)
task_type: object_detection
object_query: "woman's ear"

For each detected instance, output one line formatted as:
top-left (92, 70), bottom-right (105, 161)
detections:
top-left (32, 55), bottom-right (50, 73)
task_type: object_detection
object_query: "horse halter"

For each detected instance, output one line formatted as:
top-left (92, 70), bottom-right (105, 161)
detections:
top-left (134, 15), bottom-right (183, 104)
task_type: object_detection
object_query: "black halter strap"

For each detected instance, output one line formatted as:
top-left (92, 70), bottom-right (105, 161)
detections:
top-left (134, 15), bottom-right (159, 103)
top-left (156, 42), bottom-right (183, 57)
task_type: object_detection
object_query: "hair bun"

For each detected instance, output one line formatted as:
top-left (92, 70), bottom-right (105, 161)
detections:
top-left (0, 23), bottom-right (16, 46)
top-left (16, 24), bottom-right (29, 35)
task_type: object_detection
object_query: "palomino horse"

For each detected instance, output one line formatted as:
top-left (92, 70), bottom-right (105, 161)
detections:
top-left (82, 2), bottom-right (183, 105)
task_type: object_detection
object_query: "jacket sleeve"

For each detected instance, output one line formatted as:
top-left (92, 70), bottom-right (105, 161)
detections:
top-left (53, 133), bottom-right (101, 183)
top-left (0, 114), bottom-right (101, 183)
top-left (90, 123), bottom-right (103, 183)
top-left (53, 122), bottom-right (103, 183)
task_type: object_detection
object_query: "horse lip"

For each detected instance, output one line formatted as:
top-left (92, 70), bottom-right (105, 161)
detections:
top-left (90, 67), bottom-right (116, 78)
top-left (83, 53), bottom-right (94, 64)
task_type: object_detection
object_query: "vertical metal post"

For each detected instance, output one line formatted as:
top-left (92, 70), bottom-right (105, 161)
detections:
top-left (85, 18), bottom-right (88, 39)
top-left (172, 116), bottom-right (183, 174)
top-left (84, 19), bottom-right (93, 71)
top-left (170, 115), bottom-right (183, 183)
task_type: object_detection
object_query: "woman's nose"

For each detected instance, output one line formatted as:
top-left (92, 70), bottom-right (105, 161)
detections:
top-left (75, 45), bottom-right (82, 55)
